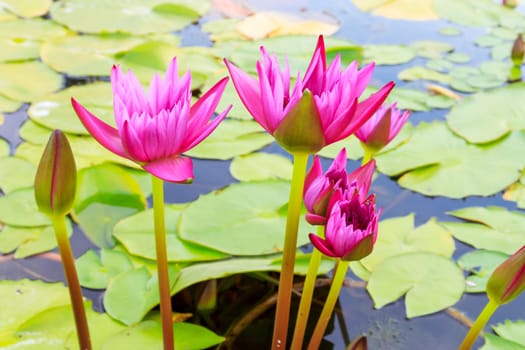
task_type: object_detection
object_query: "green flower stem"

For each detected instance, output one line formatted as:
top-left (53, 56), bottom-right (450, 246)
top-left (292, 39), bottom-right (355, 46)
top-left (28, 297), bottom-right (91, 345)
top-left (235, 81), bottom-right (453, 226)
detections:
top-left (458, 298), bottom-right (500, 350)
top-left (152, 175), bottom-right (174, 350)
top-left (307, 259), bottom-right (350, 350)
top-left (52, 215), bottom-right (92, 350)
top-left (271, 152), bottom-right (309, 350)
top-left (290, 225), bottom-right (325, 350)
top-left (361, 144), bottom-right (375, 165)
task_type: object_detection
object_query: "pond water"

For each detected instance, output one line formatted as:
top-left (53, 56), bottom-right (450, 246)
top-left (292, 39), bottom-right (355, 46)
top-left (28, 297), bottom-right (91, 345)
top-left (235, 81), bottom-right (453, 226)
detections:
top-left (1, 0), bottom-right (525, 349)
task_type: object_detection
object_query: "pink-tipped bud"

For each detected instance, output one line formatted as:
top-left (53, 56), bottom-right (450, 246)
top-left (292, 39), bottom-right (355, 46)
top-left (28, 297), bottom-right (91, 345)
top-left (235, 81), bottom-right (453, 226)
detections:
top-left (486, 245), bottom-right (525, 305)
top-left (348, 335), bottom-right (367, 350)
top-left (34, 130), bottom-right (77, 217)
top-left (511, 33), bottom-right (525, 67)
top-left (503, 0), bottom-right (519, 8)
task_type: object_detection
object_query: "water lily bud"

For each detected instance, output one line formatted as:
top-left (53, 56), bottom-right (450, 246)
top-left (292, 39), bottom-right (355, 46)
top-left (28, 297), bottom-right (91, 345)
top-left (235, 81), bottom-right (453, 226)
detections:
top-left (511, 33), bottom-right (524, 66)
top-left (503, 0), bottom-right (519, 8)
top-left (196, 279), bottom-right (217, 314)
top-left (486, 245), bottom-right (525, 305)
top-left (347, 335), bottom-right (367, 350)
top-left (34, 130), bottom-right (76, 217)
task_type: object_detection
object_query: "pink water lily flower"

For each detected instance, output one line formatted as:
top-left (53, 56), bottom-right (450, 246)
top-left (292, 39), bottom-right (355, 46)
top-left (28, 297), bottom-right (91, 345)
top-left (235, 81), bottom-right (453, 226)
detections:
top-left (355, 102), bottom-right (410, 154)
top-left (71, 58), bottom-right (231, 183)
top-left (225, 35), bottom-right (394, 153)
top-left (309, 190), bottom-right (381, 261)
top-left (304, 148), bottom-right (375, 225)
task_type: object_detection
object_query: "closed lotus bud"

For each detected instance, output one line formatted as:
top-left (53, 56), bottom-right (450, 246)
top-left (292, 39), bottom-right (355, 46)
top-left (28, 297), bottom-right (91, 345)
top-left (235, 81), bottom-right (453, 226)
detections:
top-left (347, 335), bottom-right (367, 350)
top-left (503, 0), bottom-right (519, 8)
top-left (486, 245), bottom-right (525, 305)
top-left (511, 33), bottom-right (524, 67)
top-left (34, 130), bottom-right (76, 217)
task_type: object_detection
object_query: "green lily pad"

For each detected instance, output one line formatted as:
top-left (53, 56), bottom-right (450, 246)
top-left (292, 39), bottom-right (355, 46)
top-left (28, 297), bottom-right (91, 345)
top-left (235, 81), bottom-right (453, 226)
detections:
top-left (426, 58), bottom-right (454, 72)
top-left (375, 122), bottom-right (525, 198)
top-left (0, 0), bottom-right (52, 18)
top-left (476, 35), bottom-right (504, 48)
top-left (103, 265), bottom-right (177, 325)
top-left (439, 27), bottom-right (462, 36)
top-left (457, 249), bottom-right (509, 293)
top-left (28, 82), bottom-right (114, 135)
top-left (398, 66), bottom-right (452, 84)
top-left (185, 119), bottom-right (273, 160)
top-left (0, 138), bottom-right (9, 156)
top-left (76, 248), bottom-right (134, 289)
top-left (41, 33), bottom-right (146, 77)
top-left (493, 321), bottom-right (525, 346)
top-left (447, 52), bottom-right (471, 63)
top-left (503, 170), bottom-right (525, 208)
top-left (360, 215), bottom-right (455, 273)
top-left (411, 40), bottom-right (454, 59)
top-left (50, 0), bottom-right (210, 35)
top-left (0, 221), bottom-right (72, 258)
top-left (0, 156), bottom-right (35, 194)
top-left (434, 0), bottom-right (525, 28)
top-left (0, 95), bottom-right (21, 113)
top-left (443, 206), bottom-right (525, 255)
top-left (179, 180), bottom-right (312, 255)
top-left (0, 61), bottom-right (62, 102)
top-left (482, 333), bottom-right (525, 350)
top-left (364, 44), bottom-right (415, 65)
top-left (172, 254), bottom-right (333, 294)
top-left (0, 18), bottom-right (67, 62)
top-left (446, 83), bottom-right (525, 144)
top-left (0, 188), bottom-right (51, 227)
top-left (101, 316), bottom-right (224, 350)
top-left (230, 152), bottom-right (293, 182)
top-left (0, 279), bottom-right (70, 347)
top-left (74, 163), bottom-right (146, 248)
top-left (113, 206), bottom-right (229, 262)
top-left (367, 252), bottom-right (465, 318)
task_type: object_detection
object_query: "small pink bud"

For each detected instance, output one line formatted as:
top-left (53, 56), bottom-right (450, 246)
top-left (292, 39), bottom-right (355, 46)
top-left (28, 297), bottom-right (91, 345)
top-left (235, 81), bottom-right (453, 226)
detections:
top-left (511, 33), bottom-right (524, 67)
top-left (34, 130), bottom-right (76, 217)
top-left (486, 245), bottom-right (525, 304)
top-left (348, 335), bottom-right (367, 350)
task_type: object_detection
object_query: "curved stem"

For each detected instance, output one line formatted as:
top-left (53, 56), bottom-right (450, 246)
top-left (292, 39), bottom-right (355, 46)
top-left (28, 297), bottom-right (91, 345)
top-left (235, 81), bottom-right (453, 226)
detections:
top-left (152, 176), bottom-right (174, 350)
top-left (458, 299), bottom-right (499, 350)
top-left (307, 259), bottom-right (350, 350)
top-left (271, 152), bottom-right (309, 350)
top-left (290, 225), bottom-right (325, 350)
top-left (52, 215), bottom-right (92, 350)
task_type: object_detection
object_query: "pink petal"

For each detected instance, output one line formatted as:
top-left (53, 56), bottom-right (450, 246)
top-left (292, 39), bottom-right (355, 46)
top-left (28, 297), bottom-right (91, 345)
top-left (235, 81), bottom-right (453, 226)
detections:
top-left (71, 98), bottom-right (129, 160)
top-left (347, 159), bottom-right (376, 199)
top-left (305, 213), bottom-right (327, 225)
top-left (304, 155), bottom-right (323, 191)
top-left (224, 59), bottom-right (269, 132)
top-left (143, 155), bottom-right (194, 183)
top-left (353, 82), bottom-right (395, 131)
top-left (309, 233), bottom-right (337, 257)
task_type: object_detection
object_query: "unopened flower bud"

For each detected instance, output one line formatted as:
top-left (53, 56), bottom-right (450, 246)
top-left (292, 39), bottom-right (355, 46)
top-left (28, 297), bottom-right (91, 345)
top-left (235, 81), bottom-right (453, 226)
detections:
top-left (511, 33), bottom-right (524, 66)
top-left (486, 245), bottom-right (525, 305)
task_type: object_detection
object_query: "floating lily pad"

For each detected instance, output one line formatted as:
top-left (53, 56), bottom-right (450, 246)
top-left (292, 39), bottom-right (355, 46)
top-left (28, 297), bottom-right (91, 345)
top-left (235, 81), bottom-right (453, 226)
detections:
top-left (367, 252), bottom-right (465, 318)
top-left (434, 0), bottom-right (525, 28)
top-left (364, 44), bottom-right (415, 65)
top-left (483, 333), bottom-right (525, 350)
top-left (360, 215), bottom-right (455, 272)
top-left (0, 18), bottom-right (67, 62)
top-left (113, 206), bottom-right (229, 262)
top-left (0, 279), bottom-right (70, 346)
top-left (457, 249), bottom-right (509, 293)
top-left (476, 35), bottom-right (504, 48)
top-left (103, 266), bottom-right (177, 325)
top-left (439, 27), bottom-right (462, 36)
top-left (0, 61), bottom-right (62, 102)
top-left (50, 0), bottom-right (210, 35)
top-left (28, 82), bottom-right (113, 135)
top-left (230, 152), bottom-right (293, 182)
top-left (447, 52), bottom-right (470, 63)
top-left (411, 40), bottom-right (454, 59)
top-left (41, 33), bottom-right (146, 77)
top-left (74, 163), bottom-right (147, 248)
top-left (76, 248), bottom-right (134, 289)
top-left (398, 66), bottom-right (452, 83)
top-left (179, 180), bottom-right (312, 255)
top-left (0, 0), bottom-right (52, 18)
top-left (375, 122), bottom-right (525, 198)
top-left (0, 221), bottom-right (72, 258)
top-left (492, 321), bottom-right (525, 347)
top-left (351, 0), bottom-right (438, 20)
top-left (100, 317), bottom-right (224, 350)
top-left (185, 119), bottom-right (273, 160)
top-left (0, 188), bottom-right (51, 227)
top-left (201, 18), bottom-right (243, 42)
top-left (443, 206), bottom-right (525, 255)
top-left (0, 95), bottom-right (21, 113)
top-left (446, 83), bottom-right (525, 143)
top-left (503, 170), bottom-right (525, 208)
top-left (426, 58), bottom-right (454, 72)
top-left (0, 137), bottom-right (8, 156)
top-left (0, 156), bottom-right (35, 194)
